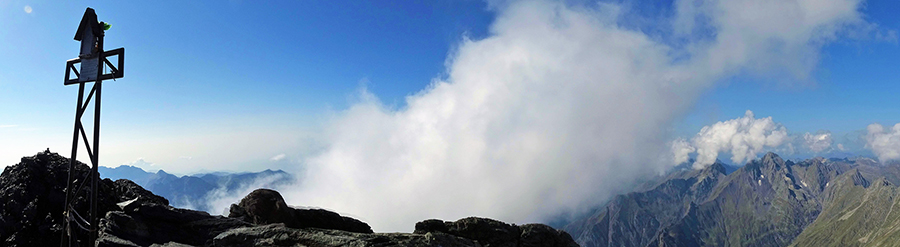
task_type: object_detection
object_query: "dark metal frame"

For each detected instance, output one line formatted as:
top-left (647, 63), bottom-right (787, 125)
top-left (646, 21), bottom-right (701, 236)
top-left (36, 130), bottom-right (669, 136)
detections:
top-left (61, 9), bottom-right (124, 246)
top-left (64, 47), bottom-right (124, 85)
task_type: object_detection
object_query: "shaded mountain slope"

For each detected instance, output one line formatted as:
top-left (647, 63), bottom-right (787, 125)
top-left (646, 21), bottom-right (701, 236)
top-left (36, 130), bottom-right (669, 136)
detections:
top-left (789, 170), bottom-right (900, 246)
top-left (566, 152), bottom-right (900, 247)
top-left (650, 153), bottom-right (829, 246)
top-left (563, 161), bottom-right (727, 247)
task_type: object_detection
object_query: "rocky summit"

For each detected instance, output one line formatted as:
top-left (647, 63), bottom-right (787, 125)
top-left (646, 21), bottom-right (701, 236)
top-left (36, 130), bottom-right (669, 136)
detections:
top-left (0, 151), bottom-right (579, 247)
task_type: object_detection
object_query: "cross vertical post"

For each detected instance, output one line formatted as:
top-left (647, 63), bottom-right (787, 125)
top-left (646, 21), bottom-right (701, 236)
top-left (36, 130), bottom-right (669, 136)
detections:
top-left (60, 7), bottom-right (124, 247)
top-left (88, 27), bottom-right (103, 247)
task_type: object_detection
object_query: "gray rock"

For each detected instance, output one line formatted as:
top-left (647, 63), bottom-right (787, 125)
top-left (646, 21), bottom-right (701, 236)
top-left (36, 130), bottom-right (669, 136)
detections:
top-left (415, 217), bottom-right (579, 247)
top-left (519, 224), bottom-right (580, 247)
top-left (212, 223), bottom-right (479, 247)
top-left (0, 150), bottom-right (167, 247)
top-left (228, 188), bottom-right (373, 233)
top-left (97, 202), bottom-right (250, 247)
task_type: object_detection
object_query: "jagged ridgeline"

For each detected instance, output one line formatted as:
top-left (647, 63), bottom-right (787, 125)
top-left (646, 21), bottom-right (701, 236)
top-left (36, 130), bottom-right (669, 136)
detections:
top-left (99, 163), bottom-right (293, 213)
top-left (564, 153), bottom-right (900, 247)
top-left (0, 150), bottom-right (578, 247)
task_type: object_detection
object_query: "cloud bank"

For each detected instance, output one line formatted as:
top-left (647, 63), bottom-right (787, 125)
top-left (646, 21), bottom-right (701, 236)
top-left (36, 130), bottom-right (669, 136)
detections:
top-left (675, 110), bottom-right (788, 168)
top-left (777, 130), bottom-right (839, 157)
top-left (287, 0), bottom-right (872, 232)
top-left (866, 123), bottom-right (900, 162)
top-left (676, 121), bottom-right (871, 167)
top-left (802, 131), bottom-right (834, 153)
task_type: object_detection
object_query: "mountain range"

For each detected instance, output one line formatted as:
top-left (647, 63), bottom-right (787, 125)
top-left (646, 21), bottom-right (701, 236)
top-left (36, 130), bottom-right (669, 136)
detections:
top-left (98, 165), bottom-right (293, 213)
top-left (563, 153), bottom-right (900, 247)
top-left (6, 150), bottom-right (900, 246)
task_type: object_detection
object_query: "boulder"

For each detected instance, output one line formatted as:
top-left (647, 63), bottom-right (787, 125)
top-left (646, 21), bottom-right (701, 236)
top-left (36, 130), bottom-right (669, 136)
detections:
top-left (228, 188), bottom-right (373, 233)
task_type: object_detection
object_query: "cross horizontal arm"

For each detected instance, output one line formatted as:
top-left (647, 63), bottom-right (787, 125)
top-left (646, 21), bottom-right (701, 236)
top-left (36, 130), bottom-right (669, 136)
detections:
top-left (64, 47), bottom-right (124, 85)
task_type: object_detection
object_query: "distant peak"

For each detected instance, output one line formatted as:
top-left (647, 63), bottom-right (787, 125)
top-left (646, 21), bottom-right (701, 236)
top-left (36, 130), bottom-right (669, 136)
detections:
top-left (705, 161), bottom-right (727, 175)
top-left (761, 152), bottom-right (784, 166)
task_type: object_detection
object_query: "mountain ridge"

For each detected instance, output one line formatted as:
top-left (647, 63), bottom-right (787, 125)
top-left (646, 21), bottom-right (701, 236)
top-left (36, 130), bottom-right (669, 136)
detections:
top-left (566, 152), bottom-right (900, 247)
top-left (99, 164), bottom-right (293, 212)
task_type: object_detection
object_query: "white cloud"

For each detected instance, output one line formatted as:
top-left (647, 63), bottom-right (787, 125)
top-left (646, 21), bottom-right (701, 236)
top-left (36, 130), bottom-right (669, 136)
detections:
top-left (802, 131), bottom-right (834, 153)
top-left (23, 5), bottom-right (32, 14)
top-left (0, 125), bottom-right (17, 128)
top-left (778, 130), bottom-right (865, 157)
top-left (126, 158), bottom-right (155, 167)
top-left (115, 158), bottom-right (159, 172)
top-left (671, 138), bottom-right (696, 165)
top-left (678, 110), bottom-right (788, 168)
top-left (204, 172), bottom-right (293, 215)
top-left (288, 0), bottom-right (871, 232)
top-left (865, 123), bottom-right (900, 162)
top-left (674, 0), bottom-right (866, 82)
top-left (270, 153), bottom-right (287, 162)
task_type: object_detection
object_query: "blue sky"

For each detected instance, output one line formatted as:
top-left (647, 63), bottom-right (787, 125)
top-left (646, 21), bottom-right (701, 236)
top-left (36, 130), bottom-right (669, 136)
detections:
top-left (678, 0), bottom-right (900, 133)
top-left (1, 1), bottom-right (497, 172)
top-left (1, 0), bottom-right (899, 172)
top-left (3, 0), bottom-right (900, 231)
top-left (2, 1), bottom-right (899, 173)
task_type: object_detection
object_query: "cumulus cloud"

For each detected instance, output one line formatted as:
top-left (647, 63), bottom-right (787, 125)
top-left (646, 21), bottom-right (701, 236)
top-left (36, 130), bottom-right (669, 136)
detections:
top-left (802, 131), bottom-right (834, 153)
top-left (676, 110), bottom-right (788, 168)
top-left (771, 130), bottom-right (837, 157)
top-left (865, 123), bottom-right (900, 162)
top-left (670, 138), bottom-right (696, 166)
top-left (287, 0), bottom-right (872, 232)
